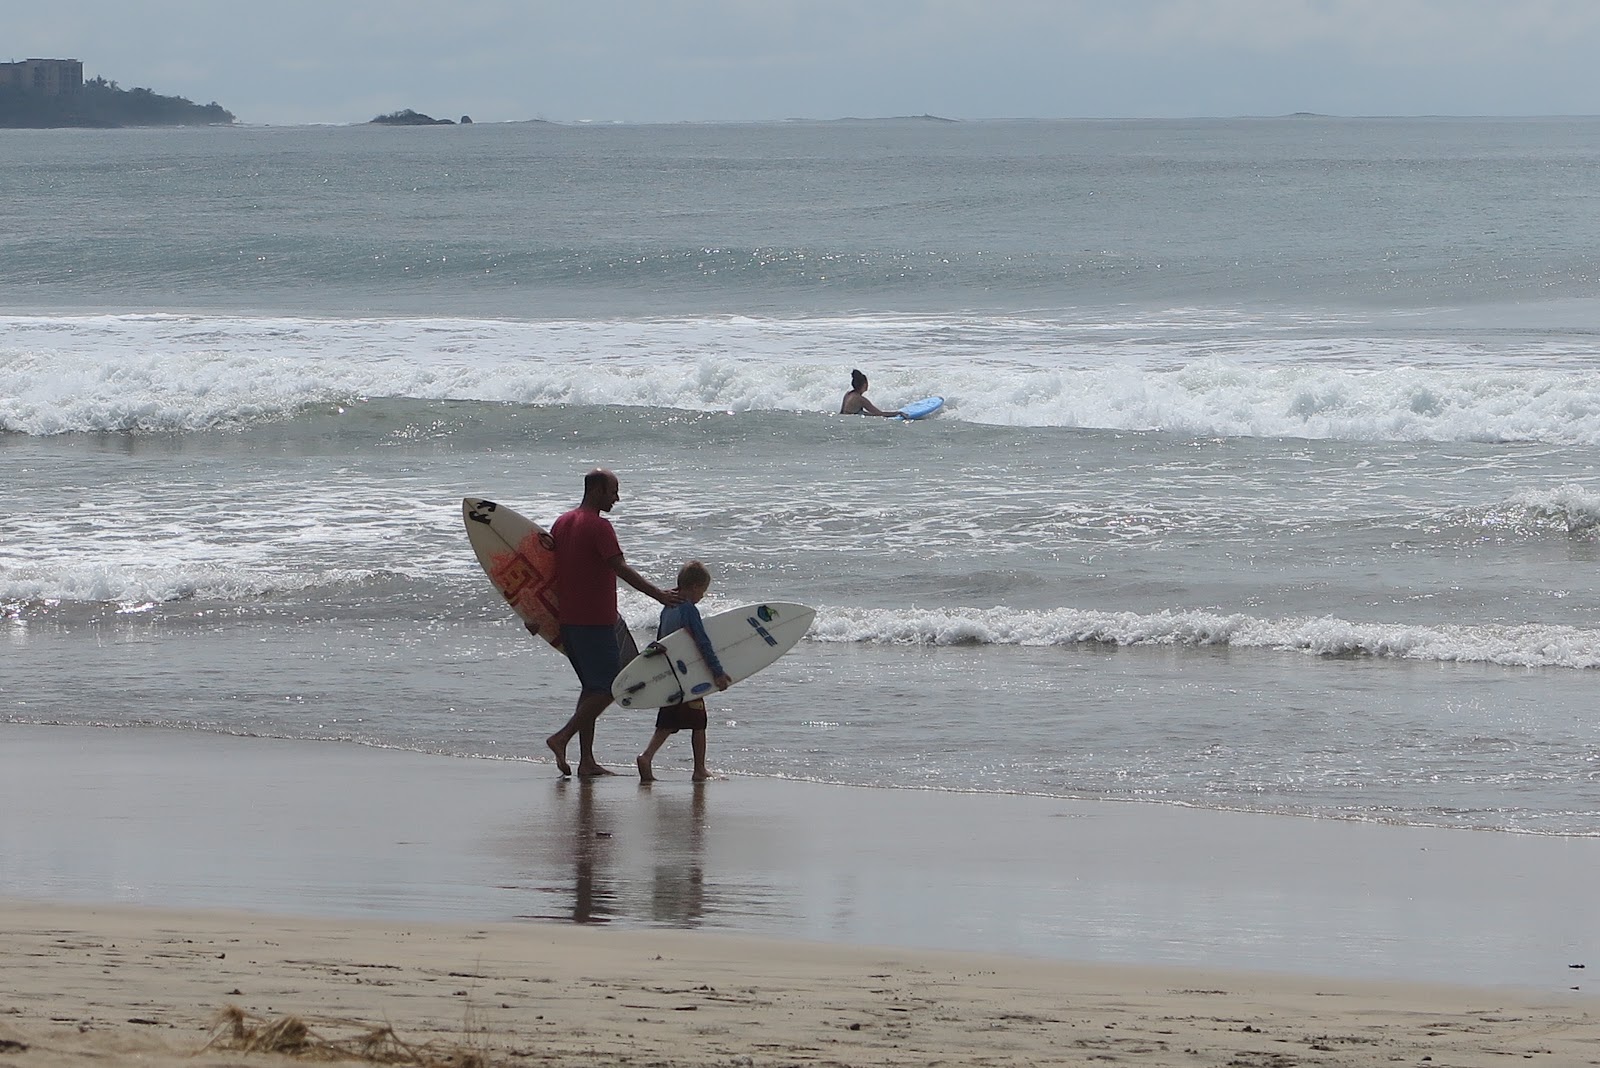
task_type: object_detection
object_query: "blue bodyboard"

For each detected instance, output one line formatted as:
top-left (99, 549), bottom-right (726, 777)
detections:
top-left (898, 396), bottom-right (945, 421)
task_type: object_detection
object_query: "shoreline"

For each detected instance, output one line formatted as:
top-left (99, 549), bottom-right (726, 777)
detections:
top-left (1, 722), bottom-right (1596, 993)
top-left (3, 898), bottom-right (1597, 1068)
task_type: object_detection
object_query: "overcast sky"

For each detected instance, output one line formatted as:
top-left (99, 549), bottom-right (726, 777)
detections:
top-left (11, 0), bottom-right (1600, 125)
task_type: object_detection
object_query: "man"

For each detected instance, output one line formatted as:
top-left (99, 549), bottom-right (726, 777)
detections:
top-left (546, 468), bottom-right (681, 777)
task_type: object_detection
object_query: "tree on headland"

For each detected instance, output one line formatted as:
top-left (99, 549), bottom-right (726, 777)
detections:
top-left (0, 75), bottom-right (235, 127)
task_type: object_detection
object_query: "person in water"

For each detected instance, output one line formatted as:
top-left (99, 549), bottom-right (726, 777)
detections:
top-left (840, 369), bottom-right (903, 417)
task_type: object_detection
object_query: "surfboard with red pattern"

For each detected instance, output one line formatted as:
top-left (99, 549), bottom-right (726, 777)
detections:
top-left (462, 497), bottom-right (562, 650)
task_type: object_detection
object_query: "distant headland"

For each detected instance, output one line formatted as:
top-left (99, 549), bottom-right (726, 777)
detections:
top-left (821, 114), bottom-right (958, 123)
top-left (0, 58), bottom-right (234, 128)
top-left (368, 109), bottom-right (472, 126)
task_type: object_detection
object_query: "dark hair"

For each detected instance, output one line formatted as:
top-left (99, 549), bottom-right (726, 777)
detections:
top-left (850, 369), bottom-right (867, 390)
top-left (677, 560), bottom-right (711, 588)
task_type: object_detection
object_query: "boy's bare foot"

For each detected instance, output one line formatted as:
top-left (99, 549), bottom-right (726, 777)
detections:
top-left (636, 755), bottom-right (655, 782)
top-left (545, 735), bottom-right (571, 777)
top-left (576, 762), bottom-right (615, 778)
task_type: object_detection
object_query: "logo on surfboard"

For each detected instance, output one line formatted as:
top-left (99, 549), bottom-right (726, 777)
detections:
top-left (746, 615), bottom-right (778, 646)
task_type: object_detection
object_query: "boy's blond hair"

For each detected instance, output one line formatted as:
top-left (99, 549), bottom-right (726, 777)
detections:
top-left (677, 560), bottom-right (711, 589)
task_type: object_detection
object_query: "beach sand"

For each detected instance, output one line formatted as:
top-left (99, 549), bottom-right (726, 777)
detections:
top-left (2, 723), bottom-right (1597, 1065)
top-left (4, 900), bottom-right (1599, 1067)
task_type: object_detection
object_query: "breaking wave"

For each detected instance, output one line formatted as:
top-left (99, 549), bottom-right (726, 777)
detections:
top-left (8, 311), bottom-right (1600, 443)
top-left (810, 605), bottom-right (1600, 670)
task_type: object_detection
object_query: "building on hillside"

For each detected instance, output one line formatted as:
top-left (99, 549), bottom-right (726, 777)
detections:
top-left (0, 58), bottom-right (84, 95)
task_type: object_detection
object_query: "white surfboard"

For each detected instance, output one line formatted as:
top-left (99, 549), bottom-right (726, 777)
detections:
top-left (612, 602), bottom-right (815, 708)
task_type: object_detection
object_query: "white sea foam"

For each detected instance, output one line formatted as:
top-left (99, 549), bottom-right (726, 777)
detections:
top-left (1505, 485), bottom-right (1600, 534)
top-left (19, 548), bottom-right (1593, 671)
top-left (0, 562), bottom-right (397, 610)
top-left (809, 605), bottom-right (1600, 670)
top-left (7, 312), bottom-right (1600, 442)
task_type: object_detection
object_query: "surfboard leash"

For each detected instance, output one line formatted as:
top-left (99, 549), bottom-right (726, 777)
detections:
top-left (638, 641), bottom-right (686, 705)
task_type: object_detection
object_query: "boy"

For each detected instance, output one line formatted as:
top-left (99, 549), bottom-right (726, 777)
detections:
top-left (637, 561), bottom-right (733, 782)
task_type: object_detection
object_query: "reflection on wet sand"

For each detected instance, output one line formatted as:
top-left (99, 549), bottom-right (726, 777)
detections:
top-left (644, 782), bottom-right (705, 926)
top-left (509, 778), bottom-right (726, 927)
top-left (564, 779), bottom-right (613, 924)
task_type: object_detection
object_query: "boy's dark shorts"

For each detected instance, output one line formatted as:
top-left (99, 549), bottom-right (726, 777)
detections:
top-left (560, 619), bottom-right (639, 695)
top-left (656, 698), bottom-right (707, 732)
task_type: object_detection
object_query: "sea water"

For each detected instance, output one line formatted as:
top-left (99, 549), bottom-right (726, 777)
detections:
top-left (4, 117), bottom-right (1600, 835)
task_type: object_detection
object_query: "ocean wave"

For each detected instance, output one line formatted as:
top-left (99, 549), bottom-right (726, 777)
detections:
top-left (10, 563), bottom-right (1600, 670)
top-left (0, 563), bottom-right (402, 614)
top-left (808, 605), bottom-right (1600, 669)
top-left (1434, 485), bottom-right (1600, 538)
top-left (7, 311), bottom-right (1600, 442)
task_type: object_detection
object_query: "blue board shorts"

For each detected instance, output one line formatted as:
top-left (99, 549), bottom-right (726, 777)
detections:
top-left (561, 619), bottom-right (639, 695)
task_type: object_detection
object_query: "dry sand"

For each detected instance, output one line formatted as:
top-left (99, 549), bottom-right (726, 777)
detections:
top-left (3, 899), bottom-right (1597, 1068)
top-left (0, 901), bottom-right (1593, 1068)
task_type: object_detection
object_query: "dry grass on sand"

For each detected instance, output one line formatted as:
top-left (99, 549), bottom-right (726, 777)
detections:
top-left (203, 1005), bottom-right (489, 1066)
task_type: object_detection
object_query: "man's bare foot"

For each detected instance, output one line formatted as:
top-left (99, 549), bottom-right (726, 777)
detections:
top-left (545, 735), bottom-right (571, 777)
top-left (576, 762), bottom-right (615, 778)
top-left (636, 755), bottom-right (655, 783)
top-left (692, 770), bottom-right (711, 782)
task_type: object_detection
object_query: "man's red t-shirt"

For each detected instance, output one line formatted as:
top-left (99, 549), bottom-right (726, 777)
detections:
top-left (551, 505), bottom-right (622, 625)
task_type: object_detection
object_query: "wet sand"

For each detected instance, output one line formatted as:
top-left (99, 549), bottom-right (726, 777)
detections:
top-left (2, 723), bottom-right (1597, 989)
top-left (3, 723), bottom-right (1598, 1065)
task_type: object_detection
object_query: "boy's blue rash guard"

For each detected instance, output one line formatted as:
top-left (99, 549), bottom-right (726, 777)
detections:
top-left (657, 602), bottom-right (726, 678)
